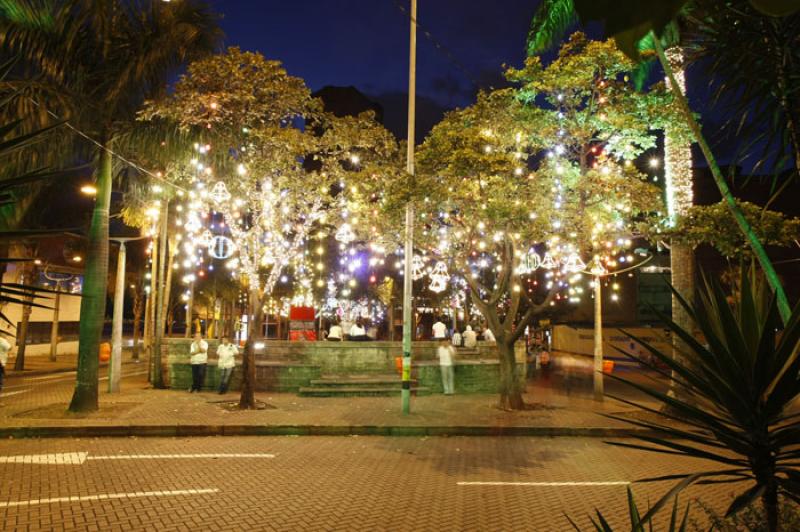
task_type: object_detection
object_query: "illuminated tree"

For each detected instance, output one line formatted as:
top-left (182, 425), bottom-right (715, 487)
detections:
top-left (368, 35), bottom-right (669, 409)
top-left (142, 47), bottom-right (399, 408)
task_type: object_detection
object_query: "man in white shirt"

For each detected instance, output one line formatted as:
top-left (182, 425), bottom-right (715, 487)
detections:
top-left (216, 337), bottom-right (238, 394)
top-left (483, 327), bottom-right (496, 343)
top-left (327, 321), bottom-right (343, 341)
top-left (0, 335), bottom-right (10, 396)
top-left (432, 318), bottom-right (447, 340)
top-left (189, 332), bottom-right (209, 393)
top-left (437, 338), bottom-right (455, 395)
top-left (451, 330), bottom-right (462, 347)
top-left (349, 319), bottom-right (368, 341)
top-left (462, 325), bottom-right (477, 348)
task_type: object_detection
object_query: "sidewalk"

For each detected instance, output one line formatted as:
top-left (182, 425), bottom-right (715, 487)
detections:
top-left (0, 366), bottom-right (677, 439)
top-left (5, 350), bottom-right (139, 377)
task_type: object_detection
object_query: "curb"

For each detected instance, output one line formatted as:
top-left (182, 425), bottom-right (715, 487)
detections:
top-left (0, 424), bottom-right (658, 439)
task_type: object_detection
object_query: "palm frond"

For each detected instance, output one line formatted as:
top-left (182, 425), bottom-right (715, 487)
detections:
top-left (527, 0), bottom-right (578, 55)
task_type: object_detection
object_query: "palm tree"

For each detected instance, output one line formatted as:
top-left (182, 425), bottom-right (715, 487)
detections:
top-left (557, 0), bottom-right (798, 324)
top-left (0, 0), bottom-right (222, 412)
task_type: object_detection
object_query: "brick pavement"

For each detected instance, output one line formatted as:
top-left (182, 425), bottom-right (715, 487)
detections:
top-left (0, 436), bottom-right (743, 531)
top-left (6, 349), bottom-right (138, 377)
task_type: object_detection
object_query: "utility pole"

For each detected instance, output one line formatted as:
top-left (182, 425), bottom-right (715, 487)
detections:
top-left (44, 265), bottom-right (73, 362)
top-left (49, 283), bottom-right (61, 361)
top-left (593, 276), bottom-right (603, 401)
top-left (590, 259), bottom-right (607, 402)
top-left (108, 237), bottom-right (143, 392)
top-left (401, 0), bottom-right (417, 415)
top-left (109, 240), bottom-right (127, 393)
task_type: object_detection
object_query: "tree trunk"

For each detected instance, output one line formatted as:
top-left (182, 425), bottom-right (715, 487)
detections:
top-left (14, 246), bottom-right (37, 371)
top-left (152, 201), bottom-right (169, 389)
top-left (669, 242), bottom-right (695, 398)
top-left (14, 295), bottom-right (32, 371)
top-left (239, 287), bottom-right (262, 409)
top-left (653, 34), bottom-right (791, 324)
top-left (144, 234), bottom-right (158, 377)
top-left (69, 145), bottom-right (113, 413)
top-left (497, 339), bottom-right (525, 410)
top-left (185, 281), bottom-right (194, 338)
top-left (131, 292), bottom-right (142, 361)
top-left (663, 48), bottom-right (697, 404)
top-left (160, 239), bottom-right (175, 337)
top-left (763, 481), bottom-right (779, 532)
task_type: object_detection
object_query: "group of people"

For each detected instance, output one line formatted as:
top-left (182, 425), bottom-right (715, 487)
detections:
top-left (432, 318), bottom-right (495, 347)
top-left (188, 332), bottom-right (239, 394)
top-left (325, 318), bottom-right (375, 341)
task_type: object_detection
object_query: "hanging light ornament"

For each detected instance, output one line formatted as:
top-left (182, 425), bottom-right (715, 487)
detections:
top-left (208, 235), bottom-right (236, 259)
top-left (562, 253), bottom-right (586, 273)
top-left (198, 229), bottom-right (214, 248)
top-left (335, 222), bottom-right (356, 244)
top-left (518, 249), bottom-right (541, 274)
top-left (428, 261), bottom-right (449, 293)
top-left (411, 255), bottom-right (427, 280)
top-left (589, 256), bottom-right (609, 277)
top-left (209, 181), bottom-right (231, 204)
top-left (540, 252), bottom-right (557, 270)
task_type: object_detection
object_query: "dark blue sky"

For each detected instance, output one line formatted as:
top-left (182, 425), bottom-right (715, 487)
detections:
top-left (209, 0), bottom-right (541, 139)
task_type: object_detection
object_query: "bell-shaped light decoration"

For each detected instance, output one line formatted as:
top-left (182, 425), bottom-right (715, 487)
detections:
top-left (411, 255), bottom-right (427, 280)
top-left (518, 249), bottom-right (541, 274)
top-left (562, 253), bottom-right (586, 274)
top-left (209, 181), bottom-right (232, 204)
top-left (428, 261), bottom-right (449, 293)
top-left (540, 252), bottom-right (557, 270)
top-left (335, 223), bottom-right (356, 244)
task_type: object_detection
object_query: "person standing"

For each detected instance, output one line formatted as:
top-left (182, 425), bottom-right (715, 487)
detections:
top-left (216, 337), bottom-right (238, 394)
top-left (0, 335), bottom-right (10, 397)
top-left (432, 317), bottom-right (447, 340)
top-left (462, 325), bottom-right (477, 348)
top-left (437, 338), bottom-right (455, 395)
top-left (189, 332), bottom-right (208, 393)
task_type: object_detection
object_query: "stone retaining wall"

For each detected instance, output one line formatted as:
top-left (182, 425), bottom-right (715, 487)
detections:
top-left (164, 338), bottom-right (526, 394)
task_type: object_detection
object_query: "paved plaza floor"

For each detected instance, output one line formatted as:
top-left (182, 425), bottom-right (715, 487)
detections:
top-left (0, 435), bottom-right (740, 531)
top-left (0, 358), bottom-right (670, 437)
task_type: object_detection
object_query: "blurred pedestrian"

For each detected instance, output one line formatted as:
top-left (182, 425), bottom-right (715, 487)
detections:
top-left (437, 338), bottom-right (455, 395)
top-left (0, 335), bottom-right (10, 397)
top-left (432, 317), bottom-right (447, 340)
top-left (216, 337), bottom-right (238, 394)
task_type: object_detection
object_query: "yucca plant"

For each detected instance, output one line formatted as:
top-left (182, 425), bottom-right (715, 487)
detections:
top-left (605, 268), bottom-right (800, 532)
top-left (568, 487), bottom-right (689, 531)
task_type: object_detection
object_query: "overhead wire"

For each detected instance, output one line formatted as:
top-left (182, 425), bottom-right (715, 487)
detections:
top-left (26, 97), bottom-right (188, 193)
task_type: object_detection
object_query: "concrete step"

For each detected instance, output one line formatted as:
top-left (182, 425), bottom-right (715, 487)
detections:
top-left (298, 386), bottom-right (432, 397)
top-left (310, 376), bottom-right (409, 387)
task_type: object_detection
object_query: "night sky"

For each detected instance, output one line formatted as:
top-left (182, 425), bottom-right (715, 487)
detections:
top-left (209, 0), bottom-right (542, 140)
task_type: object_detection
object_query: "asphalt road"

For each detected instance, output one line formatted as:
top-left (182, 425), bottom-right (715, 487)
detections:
top-left (0, 434), bottom-right (740, 531)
